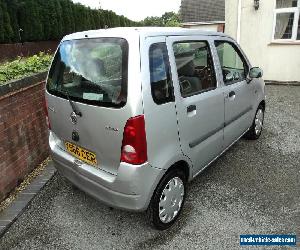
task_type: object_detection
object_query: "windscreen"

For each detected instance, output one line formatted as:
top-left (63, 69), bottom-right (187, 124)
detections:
top-left (46, 38), bottom-right (128, 108)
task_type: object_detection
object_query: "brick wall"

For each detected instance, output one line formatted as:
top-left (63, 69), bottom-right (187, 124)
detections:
top-left (0, 73), bottom-right (49, 201)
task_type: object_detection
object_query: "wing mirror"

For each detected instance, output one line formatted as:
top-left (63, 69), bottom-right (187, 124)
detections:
top-left (225, 72), bottom-right (234, 82)
top-left (247, 67), bottom-right (263, 83)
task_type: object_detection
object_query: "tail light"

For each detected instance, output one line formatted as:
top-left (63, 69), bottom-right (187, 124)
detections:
top-left (121, 115), bottom-right (147, 165)
top-left (44, 97), bottom-right (51, 129)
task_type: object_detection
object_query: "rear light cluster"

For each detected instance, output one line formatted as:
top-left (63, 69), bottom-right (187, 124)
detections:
top-left (121, 115), bottom-right (147, 165)
top-left (44, 97), bottom-right (51, 129)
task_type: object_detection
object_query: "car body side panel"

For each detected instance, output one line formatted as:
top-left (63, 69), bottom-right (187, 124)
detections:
top-left (251, 78), bottom-right (266, 114)
top-left (223, 80), bottom-right (254, 147)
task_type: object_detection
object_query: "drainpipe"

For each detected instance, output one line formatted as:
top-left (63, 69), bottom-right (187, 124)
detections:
top-left (237, 0), bottom-right (242, 43)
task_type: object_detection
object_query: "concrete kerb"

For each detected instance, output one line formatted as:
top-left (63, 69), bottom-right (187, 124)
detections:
top-left (265, 80), bottom-right (300, 86)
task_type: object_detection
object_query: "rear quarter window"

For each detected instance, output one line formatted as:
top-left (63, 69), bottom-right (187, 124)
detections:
top-left (149, 43), bottom-right (174, 105)
top-left (47, 38), bottom-right (128, 108)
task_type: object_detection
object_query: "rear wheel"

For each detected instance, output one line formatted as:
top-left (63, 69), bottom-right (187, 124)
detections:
top-left (147, 169), bottom-right (187, 230)
top-left (245, 105), bottom-right (264, 140)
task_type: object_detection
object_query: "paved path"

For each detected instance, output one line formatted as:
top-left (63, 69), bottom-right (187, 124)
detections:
top-left (0, 85), bottom-right (299, 249)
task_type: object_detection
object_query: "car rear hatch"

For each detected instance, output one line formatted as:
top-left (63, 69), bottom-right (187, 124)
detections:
top-left (46, 37), bottom-right (132, 175)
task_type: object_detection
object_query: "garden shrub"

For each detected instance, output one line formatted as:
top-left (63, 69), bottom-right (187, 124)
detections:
top-left (0, 52), bottom-right (52, 84)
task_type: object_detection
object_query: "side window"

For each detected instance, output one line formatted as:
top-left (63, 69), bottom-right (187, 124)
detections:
top-left (173, 41), bottom-right (216, 98)
top-left (149, 43), bottom-right (174, 105)
top-left (214, 41), bottom-right (249, 85)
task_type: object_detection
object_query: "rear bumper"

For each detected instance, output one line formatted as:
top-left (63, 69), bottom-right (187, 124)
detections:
top-left (49, 132), bottom-right (165, 211)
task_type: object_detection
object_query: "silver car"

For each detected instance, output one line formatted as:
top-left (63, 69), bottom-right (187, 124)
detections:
top-left (45, 27), bottom-right (265, 230)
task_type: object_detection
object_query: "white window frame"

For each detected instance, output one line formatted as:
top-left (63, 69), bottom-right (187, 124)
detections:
top-left (272, 0), bottom-right (300, 42)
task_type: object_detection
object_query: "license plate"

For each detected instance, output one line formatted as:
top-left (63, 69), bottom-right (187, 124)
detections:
top-left (65, 142), bottom-right (97, 165)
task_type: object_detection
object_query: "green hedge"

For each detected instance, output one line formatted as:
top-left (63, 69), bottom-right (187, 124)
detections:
top-left (0, 52), bottom-right (52, 84)
top-left (0, 0), bottom-right (139, 44)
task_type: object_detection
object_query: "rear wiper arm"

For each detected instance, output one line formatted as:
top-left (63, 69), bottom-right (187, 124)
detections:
top-left (63, 90), bottom-right (82, 117)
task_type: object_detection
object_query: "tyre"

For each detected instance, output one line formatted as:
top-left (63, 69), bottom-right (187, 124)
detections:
top-left (147, 169), bottom-right (187, 230)
top-left (245, 105), bottom-right (264, 140)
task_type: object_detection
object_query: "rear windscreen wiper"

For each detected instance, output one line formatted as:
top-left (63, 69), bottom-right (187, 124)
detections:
top-left (63, 90), bottom-right (82, 117)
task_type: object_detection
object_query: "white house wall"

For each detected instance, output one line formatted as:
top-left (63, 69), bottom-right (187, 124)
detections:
top-left (225, 0), bottom-right (300, 82)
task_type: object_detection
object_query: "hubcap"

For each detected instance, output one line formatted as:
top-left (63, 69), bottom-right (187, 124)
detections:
top-left (159, 177), bottom-right (184, 224)
top-left (255, 109), bottom-right (264, 135)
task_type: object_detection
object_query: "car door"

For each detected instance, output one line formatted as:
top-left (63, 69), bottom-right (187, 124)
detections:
top-left (140, 36), bottom-right (183, 170)
top-left (166, 36), bottom-right (225, 176)
top-left (214, 39), bottom-right (254, 148)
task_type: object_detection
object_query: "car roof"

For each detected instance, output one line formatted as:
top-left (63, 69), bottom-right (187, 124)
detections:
top-left (62, 27), bottom-right (229, 42)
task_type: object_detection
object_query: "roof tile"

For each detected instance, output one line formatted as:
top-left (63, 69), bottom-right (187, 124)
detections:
top-left (181, 0), bottom-right (225, 22)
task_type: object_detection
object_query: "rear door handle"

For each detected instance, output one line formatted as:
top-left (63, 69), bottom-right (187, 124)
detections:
top-left (228, 91), bottom-right (235, 98)
top-left (187, 105), bottom-right (196, 113)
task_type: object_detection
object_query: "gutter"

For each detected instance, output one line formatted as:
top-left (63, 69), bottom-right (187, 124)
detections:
top-left (182, 21), bottom-right (225, 26)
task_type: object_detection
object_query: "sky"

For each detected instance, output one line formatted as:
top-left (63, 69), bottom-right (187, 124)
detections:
top-left (72, 0), bottom-right (181, 21)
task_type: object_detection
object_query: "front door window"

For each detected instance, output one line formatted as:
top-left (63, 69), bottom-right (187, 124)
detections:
top-left (214, 41), bottom-right (248, 85)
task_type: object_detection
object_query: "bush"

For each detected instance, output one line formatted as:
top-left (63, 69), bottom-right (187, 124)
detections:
top-left (0, 52), bottom-right (52, 84)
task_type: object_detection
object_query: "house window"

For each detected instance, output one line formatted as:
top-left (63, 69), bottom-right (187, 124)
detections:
top-left (273, 0), bottom-right (300, 41)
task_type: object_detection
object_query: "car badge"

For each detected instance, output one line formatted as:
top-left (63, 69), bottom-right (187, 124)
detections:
top-left (72, 130), bottom-right (80, 142)
top-left (70, 111), bottom-right (77, 125)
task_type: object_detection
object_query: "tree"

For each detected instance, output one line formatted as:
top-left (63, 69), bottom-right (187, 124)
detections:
top-left (5, 0), bottom-right (20, 42)
top-left (74, 4), bottom-right (86, 31)
top-left (91, 11), bottom-right (98, 29)
top-left (163, 12), bottom-right (180, 27)
top-left (36, 0), bottom-right (50, 40)
top-left (30, 0), bottom-right (43, 40)
top-left (142, 12), bottom-right (180, 27)
top-left (119, 16), bottom-right (126, 27)
top-left (84, 8), bottom-right (93, 30)
top-left (108, 11), bottom-right (116, 27)
top-left (96, 11), bottom-right (104, 29)
top-left (54, 0), bottom-right (63, 38)
top-left (42, 0), bottom-right (61, 40)
top-left (61, 0), bottom-right (75, 36)
top-left (1, 0), bottom-right (14, 42)
top-left (143, 16), bottom-right (164, 26)
top-left (102, 10), bottom-right (111, 28)
top-left (0, 0), bottom-right (138, 44)
top-left (0, 1), bottom-right (4, 43)
top-left (115, 15), bottom-right (121, 27)
top-left (100, 10), bottom-right (107, 28)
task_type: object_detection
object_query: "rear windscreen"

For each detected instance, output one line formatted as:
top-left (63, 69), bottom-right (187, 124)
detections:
top-left (46, 38), bottom-right (128, 108)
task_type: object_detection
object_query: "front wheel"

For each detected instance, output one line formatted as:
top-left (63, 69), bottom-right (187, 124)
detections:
top-left (147, 169), bottom-right (187, 230)
top-left (245, 105), bottom-right (264, 140)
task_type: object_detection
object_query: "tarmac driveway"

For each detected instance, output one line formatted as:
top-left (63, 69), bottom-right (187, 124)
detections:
top-left (0, 85), bottom-right (299, 249)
